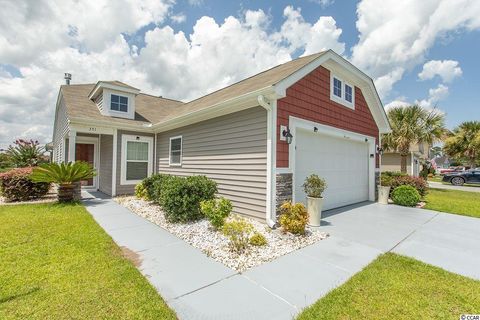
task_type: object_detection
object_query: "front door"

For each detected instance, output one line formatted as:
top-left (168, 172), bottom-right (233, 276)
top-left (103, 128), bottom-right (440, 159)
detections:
top-left (75, 143), bottom-right (95, 187)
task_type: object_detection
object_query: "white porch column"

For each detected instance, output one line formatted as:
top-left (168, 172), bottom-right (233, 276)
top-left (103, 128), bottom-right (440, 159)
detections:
top-left (68, 130), bottom-right (76, 163)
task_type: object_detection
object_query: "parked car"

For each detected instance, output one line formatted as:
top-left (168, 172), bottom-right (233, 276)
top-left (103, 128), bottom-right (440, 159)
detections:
top-left (442, 170), bottom-right (480, 186)
top-left (439, 166), bottom-right (465, 175)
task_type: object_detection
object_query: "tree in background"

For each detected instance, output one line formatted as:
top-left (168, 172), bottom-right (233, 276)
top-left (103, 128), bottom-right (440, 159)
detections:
top-left (382, 105), bottom-right (446, 173)
top-left (429, 146), bottom-right (443, 158)
top-left (5, 139), bottom-right (46, 168)
top-left (443, 121), bottom-right (480, 168)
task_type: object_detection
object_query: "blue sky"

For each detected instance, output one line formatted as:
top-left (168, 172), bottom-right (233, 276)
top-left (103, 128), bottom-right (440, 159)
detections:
top-left (0, 0), bottom-right (479, 147)
top-left (158, 0), bottom-right (479, 129)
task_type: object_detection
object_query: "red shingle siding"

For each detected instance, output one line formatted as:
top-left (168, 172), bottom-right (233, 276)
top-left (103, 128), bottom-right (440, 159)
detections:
top-left (277, 66), bottom-right (379, 168)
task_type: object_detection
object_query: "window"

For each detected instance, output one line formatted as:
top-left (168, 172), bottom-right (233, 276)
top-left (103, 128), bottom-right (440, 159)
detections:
top-left (111, 94), bottom-right (128, 112)
top-left (169, 136), bottom-right (182, 166)
top-left (121, 135), bottom-right (153, 185)
top-left (345, 84), bottom-right (353, 103)
top-left (330, 74), bottom-right (355, 109)
top-left (333, 77), bottom-right (342, 98)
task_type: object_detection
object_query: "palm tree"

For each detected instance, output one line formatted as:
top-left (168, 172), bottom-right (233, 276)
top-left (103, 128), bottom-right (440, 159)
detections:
top-left (30, 162), bottom-right (96, 202)
top-left (382, 105), bottom-right (445, 173)
top-left (443, 121), bottom-right (480, 168)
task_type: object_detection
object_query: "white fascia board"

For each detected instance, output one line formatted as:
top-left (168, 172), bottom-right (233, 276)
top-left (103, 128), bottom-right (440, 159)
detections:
top-left (151, 86), bottom-right (276, 133)
top-left (274, 50), bottom-right (391, 134)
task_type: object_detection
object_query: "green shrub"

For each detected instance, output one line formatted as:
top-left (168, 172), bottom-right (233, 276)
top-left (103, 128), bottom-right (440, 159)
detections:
top-left (160, 175), bottom-right (217, 223)
top-left (390, 175), bottom-right (428, 197)
top-left (0, 167), bottom-right (50, 202)
top-left (279, 201), bottom-right (309, 235)
top-left (383, 171), bottom-right (408, 178)
top-left (249, 232), bottom-right (267, 246)
top-left (380, 174), bottom-right (394, 187)
top-left (222, 215), bottom-right (254, 253)
top-left (302, 174), bottom-right (327, 198)
top-left (200, 197), bottom-right (232, 230)
top-left (141, 174), bottom-right (170, 202)
top-left (391, 185), bottom-right (420, 207)
top-left (135, 181), bottom-right (148, 200)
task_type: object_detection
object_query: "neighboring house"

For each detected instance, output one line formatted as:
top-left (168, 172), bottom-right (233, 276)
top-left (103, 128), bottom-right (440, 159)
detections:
top-left (52, 50), bottom-right (390, 225)
top-left (381, 142), bottom-right (430, 177)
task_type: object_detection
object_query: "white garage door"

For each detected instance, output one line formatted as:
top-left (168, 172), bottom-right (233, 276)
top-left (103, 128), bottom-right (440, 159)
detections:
top-left (294, 129), bottom-right (370, 211)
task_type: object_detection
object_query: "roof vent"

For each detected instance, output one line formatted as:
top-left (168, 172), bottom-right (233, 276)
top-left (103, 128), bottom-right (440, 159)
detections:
top-left (64, 73), bottom-right (72, 85)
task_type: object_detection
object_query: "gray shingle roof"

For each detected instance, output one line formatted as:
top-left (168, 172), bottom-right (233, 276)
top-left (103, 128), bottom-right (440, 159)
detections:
top-left (61, 52), bottom-right (326, 125)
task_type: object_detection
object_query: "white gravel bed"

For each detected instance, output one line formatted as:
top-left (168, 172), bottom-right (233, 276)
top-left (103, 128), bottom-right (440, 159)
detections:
top-left (115, 196), bottom-right (329, 272)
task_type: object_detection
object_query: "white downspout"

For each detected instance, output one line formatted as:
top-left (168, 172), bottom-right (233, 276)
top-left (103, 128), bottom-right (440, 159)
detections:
top-left (258, 95), bottom-right (277, 228)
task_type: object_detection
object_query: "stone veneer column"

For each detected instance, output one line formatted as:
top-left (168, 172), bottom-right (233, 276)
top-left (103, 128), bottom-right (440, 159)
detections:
top-left (275, 173), bottom-right (293, 217)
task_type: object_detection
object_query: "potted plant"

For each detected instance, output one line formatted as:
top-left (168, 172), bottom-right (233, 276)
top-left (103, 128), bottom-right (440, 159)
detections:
top-left (378, 174), bottom-right (393, 205)
top-left (30, 162), bottom-right (96, 202)
top-left (302, 174), bottom-right (327, 227)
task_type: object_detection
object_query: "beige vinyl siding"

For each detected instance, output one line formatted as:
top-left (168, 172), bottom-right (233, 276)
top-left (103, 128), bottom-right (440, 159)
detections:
top-left (381, 153), bottom-right (412, 173)
top-left (156, 106), bottom-right (267, 220)
top-left (116, 130), bottom-right (155, 195)
top-left (53, 96), bottom-right (69, 163)
top-left (99, 134), bottom-right (113, 195)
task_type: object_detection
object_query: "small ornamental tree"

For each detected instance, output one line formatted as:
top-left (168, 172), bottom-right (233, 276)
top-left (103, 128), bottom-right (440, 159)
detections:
top-left (6, 139), bottom-right (46, 168)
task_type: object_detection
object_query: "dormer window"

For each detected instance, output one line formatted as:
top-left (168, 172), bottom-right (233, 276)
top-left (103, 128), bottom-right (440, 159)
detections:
top-left (111, 94), bottom-right (128, 112)
top-left (330, 74), bottom-right (355, 109)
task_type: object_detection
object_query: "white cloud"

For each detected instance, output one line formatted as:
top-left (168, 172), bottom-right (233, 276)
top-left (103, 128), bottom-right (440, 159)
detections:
top-left (309, 0), bottom-right (335, 8)
top-left (352, 0), bottom-right (480, 98)
top-left (0, 0), bottom-right (174, 66)
top-left (416, 84), bottom-right (449, 108)
top-left (0, 4), bottom-right (345, 148)
top-left (171, 13), bottom-right (186, 23)
top-left (418, 60), bottom-right (462, 83)
top-left (383, 99), bottom-right (410, 111)
top-left (279, 6), bottom-right (345, 56)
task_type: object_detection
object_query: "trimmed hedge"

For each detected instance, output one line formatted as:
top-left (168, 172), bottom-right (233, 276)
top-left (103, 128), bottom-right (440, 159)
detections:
top-left (390, 175), bottom-right (428, 197)
top-left (392, 185), bottom-right (420, 207)
top-left (159, 175), bottom-right (217, 223)
top-left (0, 167), bottom-right (50, 202)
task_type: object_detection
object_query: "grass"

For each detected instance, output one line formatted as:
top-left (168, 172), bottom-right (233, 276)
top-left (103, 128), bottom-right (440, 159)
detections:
top-left (297, 253), bottom-right (480, 320)
top-left (427, 175), bottom-right (443, 183)
top-left (0, 203), bottom-right (176, 320)
top-left (424, 188), bottom-right (480, 218)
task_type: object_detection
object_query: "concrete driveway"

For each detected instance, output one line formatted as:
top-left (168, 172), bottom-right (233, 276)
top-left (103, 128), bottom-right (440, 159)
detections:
top-left (84, 193), bottom-right (480, 320)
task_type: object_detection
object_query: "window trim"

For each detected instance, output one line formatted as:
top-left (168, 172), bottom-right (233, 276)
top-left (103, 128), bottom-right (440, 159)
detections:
top-left (330, 73), bottom-right (355, 109)
top-left (169, 135), bottom-right (183, 166)
top-left (120, 135), bottom-right (153, 185)
top-left (110, 94), bottom-right (129, 113)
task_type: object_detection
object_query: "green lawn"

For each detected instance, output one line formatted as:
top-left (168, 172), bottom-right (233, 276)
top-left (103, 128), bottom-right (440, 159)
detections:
top-left (424, 188), bottom-right (480, 218)
top-left (0, 203), bottom-right (176, 320)
top-left (298, 253), bottom-right (480, 320)
top-left (428, 175), bottom-right (443, 183)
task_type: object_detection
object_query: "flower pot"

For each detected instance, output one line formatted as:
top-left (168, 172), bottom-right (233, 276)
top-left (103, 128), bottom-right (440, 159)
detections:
top-left (57, 184), bottom-right (75, 202)
top-left (307, 196), bottom-right (323, 227)
top-left (378, 185), bottom-right (391, 205)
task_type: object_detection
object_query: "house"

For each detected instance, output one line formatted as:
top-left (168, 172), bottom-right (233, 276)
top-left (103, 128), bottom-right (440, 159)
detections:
top-left (52, 50), bottom-right (390, 225)
top-left (381, 142), bottom-right (429, 177)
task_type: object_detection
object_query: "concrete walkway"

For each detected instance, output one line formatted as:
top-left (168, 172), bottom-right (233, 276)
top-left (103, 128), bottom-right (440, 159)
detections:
top-left (429, 181), bottom-right (480, 193)
top-left (83, 192), bottom-right (480, 320)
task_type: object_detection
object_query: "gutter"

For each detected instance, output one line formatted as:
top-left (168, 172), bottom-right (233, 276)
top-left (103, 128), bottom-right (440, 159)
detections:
top-left (258, 94), bottom-right (277, 228)
top-left (151, 86), bottom-right (276, 132)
